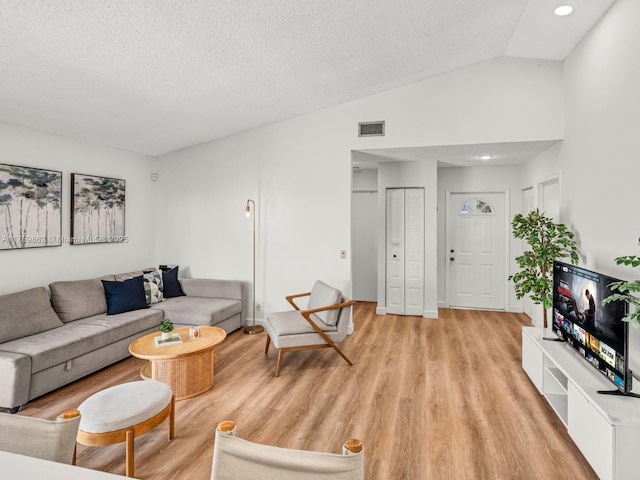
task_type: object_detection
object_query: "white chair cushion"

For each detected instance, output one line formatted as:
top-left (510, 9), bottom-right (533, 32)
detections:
top-left (307, 281), bottom-right (341, 326)
top-left (266, 310), bottom-right (340, 349)
top-left (268, 310), bottom-right (337, 336)
top-left (78, 381), bottom-right (172, 433)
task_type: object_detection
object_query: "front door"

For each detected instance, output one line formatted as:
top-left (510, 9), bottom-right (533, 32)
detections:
top-left (447, 192), bottom-right (506, 310)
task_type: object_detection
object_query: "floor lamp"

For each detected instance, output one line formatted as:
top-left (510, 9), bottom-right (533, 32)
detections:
top-left (244, 199), bottom-right (264, 334)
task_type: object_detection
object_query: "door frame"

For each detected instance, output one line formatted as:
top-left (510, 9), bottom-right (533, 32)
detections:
top-left (351, 189), bottom-right (378, 302)
top-left (444, 189), bottom-right (510, 310)
top-left (521, 186), bottom-right (535, 318)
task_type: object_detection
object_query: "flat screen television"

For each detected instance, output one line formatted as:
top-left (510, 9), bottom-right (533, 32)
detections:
top-left (552, 260), bottom-right (634, 395)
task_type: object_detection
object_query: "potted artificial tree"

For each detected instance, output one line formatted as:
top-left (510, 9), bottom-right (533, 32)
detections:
top-left (508, 208), bottom-right (579, 328)
top-left (602, 255), bottom-right (640, 327)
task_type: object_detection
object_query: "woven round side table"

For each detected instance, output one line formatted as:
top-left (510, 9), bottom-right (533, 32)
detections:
top-left (128, 326), bottom-right (227, 400)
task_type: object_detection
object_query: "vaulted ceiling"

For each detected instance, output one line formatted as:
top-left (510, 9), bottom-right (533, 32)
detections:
top-left (0, 1), bottom-right (614, 157)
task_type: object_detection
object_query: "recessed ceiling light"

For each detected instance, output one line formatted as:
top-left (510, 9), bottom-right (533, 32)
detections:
top-left (554, 5), bottom-right (573, 16)
top-left (477, 155), bottom-right (494, 161)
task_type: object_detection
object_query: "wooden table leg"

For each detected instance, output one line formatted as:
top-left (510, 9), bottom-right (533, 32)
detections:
top-left (125, 428), bottom-right (134, 477)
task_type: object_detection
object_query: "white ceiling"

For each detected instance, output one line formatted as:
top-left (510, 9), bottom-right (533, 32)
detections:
top-left (0, 0), bottom-right (614, 157)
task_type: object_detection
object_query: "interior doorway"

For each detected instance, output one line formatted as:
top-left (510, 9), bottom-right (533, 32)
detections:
top-left (539, 176), bottom-right (560, 221)
top-left (351, 167), bottom-right (378, 302)
top-left (352, 190), bottom-right (377, 301)
top-left (521, 187), bottom-right (535, 319)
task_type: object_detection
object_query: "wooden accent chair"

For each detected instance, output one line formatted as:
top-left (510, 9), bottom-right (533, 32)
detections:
top-left (0, 409), bottom-right (81, 465)
top-left (264, 280), bottom-right (356, 376)
top-left (211, 421), bottom-right (364, 480)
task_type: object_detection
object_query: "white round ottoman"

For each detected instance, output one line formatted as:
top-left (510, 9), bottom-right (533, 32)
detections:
top-left (76, 381), bottom-right (174, 478)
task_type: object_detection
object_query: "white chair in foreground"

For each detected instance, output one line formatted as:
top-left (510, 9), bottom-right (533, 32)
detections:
top-left (0, 409), bottom-right (81, 464)
top-left (211, 421), bottom-right (364, 480)
top-left (264, 280), bottom-right (356, 376)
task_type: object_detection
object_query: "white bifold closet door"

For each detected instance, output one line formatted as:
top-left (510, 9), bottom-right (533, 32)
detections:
top-left (386, 188), bottom-right (424, 316)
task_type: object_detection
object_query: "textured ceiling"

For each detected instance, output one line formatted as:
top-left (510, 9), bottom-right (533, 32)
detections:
top-left (0, 0), bottom-right (614, 156)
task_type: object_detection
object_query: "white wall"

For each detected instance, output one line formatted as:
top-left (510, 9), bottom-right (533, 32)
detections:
top-left (0, 122), bottom-right (157, 295)
top-left (502, 0), bottom-right (640, 371)
top-left (155, 57), bottom-right (564, 322)
top-left (558, 0), bottom-right (640, 375)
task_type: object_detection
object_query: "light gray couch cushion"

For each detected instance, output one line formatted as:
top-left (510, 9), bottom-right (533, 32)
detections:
top-left (151, 296), bottom-right (242, 326)
top-left (307, 281), bottom-right (341, 326)
top-left (0, 287), bottom-right (63, 343)
top-left (114, 268), bottom-right (155, 281)
top-left (0, 308), bottom-right (162, 373)
top-left (49, 276), bottom-right (115, 322)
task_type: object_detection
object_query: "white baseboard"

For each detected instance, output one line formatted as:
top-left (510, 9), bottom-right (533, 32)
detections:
top-left (375, 306), bottom-right (386, 315)
top-left (437, 301), bottom-right (446, 309)
top-left (508, 305), bottom-right (524, 313)
top-left (422, 309), bottom-right (438, 319)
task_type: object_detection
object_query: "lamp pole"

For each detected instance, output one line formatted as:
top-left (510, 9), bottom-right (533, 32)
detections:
top-left (244, 199), bottom-right (263, 334)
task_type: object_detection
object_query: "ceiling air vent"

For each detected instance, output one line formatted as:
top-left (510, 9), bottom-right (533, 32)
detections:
top-left (358, 121), bottom-right (385, 137)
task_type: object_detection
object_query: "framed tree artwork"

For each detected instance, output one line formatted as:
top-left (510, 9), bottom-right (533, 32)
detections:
top-left (71, 173), bottom-right (126, 245)
top-left (0, 163), bottom-right (62, 250)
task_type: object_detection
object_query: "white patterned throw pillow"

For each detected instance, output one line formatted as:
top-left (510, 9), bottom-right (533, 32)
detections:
top-left (143, 270), bottom-right (164, 304)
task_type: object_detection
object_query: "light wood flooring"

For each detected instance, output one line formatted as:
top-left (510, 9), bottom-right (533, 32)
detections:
top-left (8, 303), bottom-right (597, 479)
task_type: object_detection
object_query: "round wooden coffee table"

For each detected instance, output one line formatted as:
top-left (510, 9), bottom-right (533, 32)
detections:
top-left (129, 326), bottom-right (227, 400)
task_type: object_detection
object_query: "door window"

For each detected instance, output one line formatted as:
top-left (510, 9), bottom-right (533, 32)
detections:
top-left (459, 199), bottom-right (494, 215)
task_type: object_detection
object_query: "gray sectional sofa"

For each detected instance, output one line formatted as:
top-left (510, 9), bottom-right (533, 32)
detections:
top-left (0, 268), bottom-right (244, 413)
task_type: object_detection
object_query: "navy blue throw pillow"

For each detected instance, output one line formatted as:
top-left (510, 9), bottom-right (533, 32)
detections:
top-left (102, 275), bottom-right (148, 315)
top-left (162, 266), bottom-right (185, 298)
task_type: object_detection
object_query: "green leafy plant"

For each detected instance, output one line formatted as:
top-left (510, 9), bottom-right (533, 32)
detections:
top-left (601, 255), bottom-right (640, 328)
top-left (159, 319), bottom-right (174, 333)
top-left (508, 209), bottom-right (579, 328)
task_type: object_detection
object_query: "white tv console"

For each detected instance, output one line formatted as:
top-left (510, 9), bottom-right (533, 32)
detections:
top-left (522, 327), bottom-right (640, 480)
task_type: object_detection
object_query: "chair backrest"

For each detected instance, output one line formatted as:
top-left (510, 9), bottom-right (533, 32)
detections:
top-left (211, 422), bottom-right (364, 480)
top-left (308, 280), bottom-right (342, 326)
top-left (334, 295), bottom-right (353, 343)
top-left (0, 410), bottom-right (81, 464)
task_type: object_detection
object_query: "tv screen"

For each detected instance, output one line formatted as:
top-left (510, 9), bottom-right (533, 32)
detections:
top-left (552, 261), bottom-right (631, 393)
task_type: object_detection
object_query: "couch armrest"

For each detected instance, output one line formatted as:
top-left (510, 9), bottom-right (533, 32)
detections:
top-left (179, 279), bottom-right (245, 301)
top-left (0, 351), bottom-right (32, 410)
